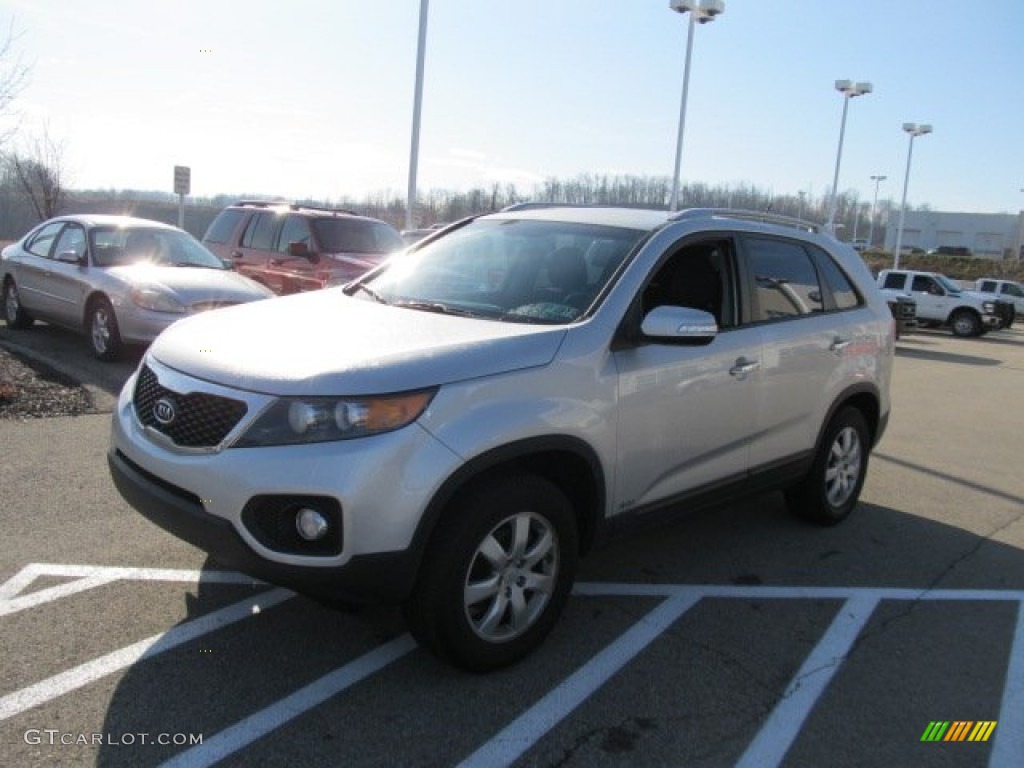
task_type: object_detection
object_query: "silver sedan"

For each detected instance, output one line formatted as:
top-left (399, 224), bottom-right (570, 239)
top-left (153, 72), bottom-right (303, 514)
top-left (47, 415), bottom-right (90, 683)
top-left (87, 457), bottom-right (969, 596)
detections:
top-left (2, 214), bottom-right (275, 360)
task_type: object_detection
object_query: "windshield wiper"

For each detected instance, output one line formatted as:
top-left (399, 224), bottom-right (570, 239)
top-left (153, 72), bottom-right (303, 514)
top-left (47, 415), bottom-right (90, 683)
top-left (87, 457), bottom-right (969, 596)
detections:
top-left (393, 300), bottom-right (483, 318)
top-left (347, 283), bottom-right (387, 304)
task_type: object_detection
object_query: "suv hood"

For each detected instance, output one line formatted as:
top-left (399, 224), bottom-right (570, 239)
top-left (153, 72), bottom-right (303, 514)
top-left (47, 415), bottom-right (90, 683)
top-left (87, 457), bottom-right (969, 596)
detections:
top-left (148, 289), bottom-right (567, 395)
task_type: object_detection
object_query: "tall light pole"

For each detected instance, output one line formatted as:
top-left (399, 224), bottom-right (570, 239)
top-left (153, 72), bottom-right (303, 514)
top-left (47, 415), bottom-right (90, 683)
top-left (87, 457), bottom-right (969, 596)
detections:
top-left (867, 174), bottom-right (887, 248)
top-left (892, 123), bottom-right (933, 269)
top-left (668, 0), bottom-right (724, 212)
top-left (405, 0), bottom-right (430, 231)
top-left (826, 80), bottom-right (872, 232)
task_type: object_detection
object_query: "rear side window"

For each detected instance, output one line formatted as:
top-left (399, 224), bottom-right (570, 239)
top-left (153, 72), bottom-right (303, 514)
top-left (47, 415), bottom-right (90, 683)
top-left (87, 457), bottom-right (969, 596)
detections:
top-left (745, 237), bottom-right (823, 321)
top-left (25, 222), bottom-right (65, 258)
top-left (203, 210), bottom-right (244, 244)
top-left (881, 273), bottom-right (904, 290)
top-left (241, 213), bottom-right (279, 250)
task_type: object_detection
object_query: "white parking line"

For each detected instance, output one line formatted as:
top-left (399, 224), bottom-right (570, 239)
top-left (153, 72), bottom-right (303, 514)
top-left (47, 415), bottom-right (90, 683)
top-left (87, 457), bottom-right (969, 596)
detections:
top-left (0, 563), bottom-right (263, 616)
top-left (0, 588), bottom-right (293, 721)
top-left (159, 634), bottom-right (418, 768)
top-left (734, 593), bottom-right (879, 768)
top-left (989, 601), bottom-right (1024, 768)
top-left (456, 592), bottom-right (700, 768)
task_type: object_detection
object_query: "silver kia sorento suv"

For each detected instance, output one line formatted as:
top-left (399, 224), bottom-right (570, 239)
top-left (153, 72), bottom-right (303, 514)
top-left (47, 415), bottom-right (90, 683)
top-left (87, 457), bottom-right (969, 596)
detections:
top-left (109, 207), bottom-right (894, 671)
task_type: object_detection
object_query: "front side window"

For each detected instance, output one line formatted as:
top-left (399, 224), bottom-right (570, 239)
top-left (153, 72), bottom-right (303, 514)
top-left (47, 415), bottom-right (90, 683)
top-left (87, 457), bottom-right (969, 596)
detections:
top-left (354, 218), bottom-right (646, 324)
top-left (911, 275), bottom-right (941, 294)
top-left (277, 215), bottom-right (312, 253)
top-left (746, 237), bottom-right (823, 321)
top-left (882, 272), bottom-right (905, 290)
top-left (25, 222), bottom-right (65, 258)
top-left (978, 280), bottom-right (996, 292)
top-left (641, 239), bottom-right (736, 328)
top-left (241, 213), bottom-right (279, 250)
top-left (53, 224), bottom-right (87, 260)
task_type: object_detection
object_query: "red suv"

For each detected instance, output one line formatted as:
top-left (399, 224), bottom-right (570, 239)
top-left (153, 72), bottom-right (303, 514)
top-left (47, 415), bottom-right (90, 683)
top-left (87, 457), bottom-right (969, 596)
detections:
top-left (202, 201), bottom-right (404, 294)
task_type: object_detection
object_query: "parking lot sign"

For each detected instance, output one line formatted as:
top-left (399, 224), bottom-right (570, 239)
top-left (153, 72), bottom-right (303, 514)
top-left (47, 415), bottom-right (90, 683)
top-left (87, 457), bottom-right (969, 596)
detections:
top-left (173, 165), bottom-right (191, 196)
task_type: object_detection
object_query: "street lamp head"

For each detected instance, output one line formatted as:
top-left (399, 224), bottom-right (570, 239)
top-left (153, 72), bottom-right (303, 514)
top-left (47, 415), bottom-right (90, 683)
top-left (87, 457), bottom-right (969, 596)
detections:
top-left (835, 80), bottom-right (872, 97)
top-left (903, 122), bottom-right (933, 136)
top-left (871, 174), bottom-right (887, 182)
top-left (669, 0), bottom-right (724, 21)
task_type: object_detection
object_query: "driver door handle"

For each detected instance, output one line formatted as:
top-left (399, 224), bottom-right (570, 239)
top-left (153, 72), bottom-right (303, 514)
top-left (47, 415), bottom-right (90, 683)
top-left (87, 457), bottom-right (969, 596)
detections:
top-left (729, 358), bottom-right (761, 378)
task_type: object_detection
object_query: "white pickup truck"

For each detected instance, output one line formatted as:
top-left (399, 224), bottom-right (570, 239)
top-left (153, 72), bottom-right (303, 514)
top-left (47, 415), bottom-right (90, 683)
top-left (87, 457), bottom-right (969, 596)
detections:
top-left (877, 269), bottom-right (1005, 337)
top-left (974, 278), bottom-right (1022, 327)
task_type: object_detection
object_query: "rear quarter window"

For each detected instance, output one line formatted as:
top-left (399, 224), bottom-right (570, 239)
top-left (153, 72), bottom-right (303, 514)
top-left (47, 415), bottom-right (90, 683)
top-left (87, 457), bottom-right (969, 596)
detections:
top-left (203, 209), bottom-right (245, 244)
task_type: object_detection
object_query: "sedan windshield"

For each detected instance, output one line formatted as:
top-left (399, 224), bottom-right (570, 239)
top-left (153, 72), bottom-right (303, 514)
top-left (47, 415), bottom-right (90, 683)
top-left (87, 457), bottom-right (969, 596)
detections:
top-left (355, 218), bottom-right (646, 324)
top-left (313, 219), bottom-right (404, 255)
top-left (90, 227), bottom-right (227, 269)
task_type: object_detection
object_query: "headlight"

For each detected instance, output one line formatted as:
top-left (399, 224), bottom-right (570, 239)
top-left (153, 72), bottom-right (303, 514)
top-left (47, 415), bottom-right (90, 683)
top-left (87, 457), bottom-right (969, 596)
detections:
top-left (982, 301), bottom-right (995, 314)
top-left (234, 389), bottom-right (437, 446)
top-left (131, 288), bottom-right (186, 313)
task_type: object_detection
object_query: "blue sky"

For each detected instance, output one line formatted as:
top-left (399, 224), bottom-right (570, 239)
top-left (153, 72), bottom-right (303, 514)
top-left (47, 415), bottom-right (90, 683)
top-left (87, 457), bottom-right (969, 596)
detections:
top-left (4, 0), bottom-right (1022, 213)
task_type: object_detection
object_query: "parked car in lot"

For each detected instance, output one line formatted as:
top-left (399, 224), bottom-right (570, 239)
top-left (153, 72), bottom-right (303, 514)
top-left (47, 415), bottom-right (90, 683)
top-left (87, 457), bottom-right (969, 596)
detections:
top-left (927, 245), bottom-right (972, 257)
top-left (974, 278), bottom-right (1022, 328)
top-left (203, 201), bottom-right (405, 294)
top-left (109, 206), bottom-right (894, 671)
top-left (2, 215), bottom-right (274, 360)
top-left (877, 268), bottom-right (1009, 337)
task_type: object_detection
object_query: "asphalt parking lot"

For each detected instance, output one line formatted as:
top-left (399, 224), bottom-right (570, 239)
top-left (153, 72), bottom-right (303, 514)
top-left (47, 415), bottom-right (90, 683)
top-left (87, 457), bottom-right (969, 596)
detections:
top-left (1, 322), bottom-right (1022, 767)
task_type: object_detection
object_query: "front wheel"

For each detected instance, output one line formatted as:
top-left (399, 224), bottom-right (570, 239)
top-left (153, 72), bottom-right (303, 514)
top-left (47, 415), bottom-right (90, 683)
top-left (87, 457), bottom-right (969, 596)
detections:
top-left (786, 407), bottom-right (869, 526)
top-left (3, 279), bottom-right (34, 329)
top-left (88, 297), bottom-right (123, 361)
top-left (950, 309), bottom-right (981, 338)
top-left (404, 474), bottom-right (578, 672)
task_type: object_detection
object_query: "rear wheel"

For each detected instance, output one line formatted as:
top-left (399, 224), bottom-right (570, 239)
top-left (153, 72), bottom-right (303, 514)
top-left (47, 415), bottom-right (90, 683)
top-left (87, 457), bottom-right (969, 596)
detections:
top-left (3, 279), bottom-right (34, 329)
top-left (404, 474), bottom-right (578, 672)
top-left (88, 297), bottom-right (123, 361)
top-left (786, 407), bottom-right (869, 526)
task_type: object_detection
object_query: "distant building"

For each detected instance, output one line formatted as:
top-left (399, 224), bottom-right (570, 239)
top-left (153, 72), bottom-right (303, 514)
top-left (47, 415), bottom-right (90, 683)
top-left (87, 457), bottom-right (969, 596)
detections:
top-left (884, 210), bottom-right (1024, 259)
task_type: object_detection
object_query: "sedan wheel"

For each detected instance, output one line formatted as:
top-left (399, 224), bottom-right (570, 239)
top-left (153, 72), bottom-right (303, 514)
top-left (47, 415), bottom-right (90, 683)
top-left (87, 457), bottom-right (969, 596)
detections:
top-left (88, 298), bottom-right (123, 361)
top-left (3, 280), bottom-right (34, 329)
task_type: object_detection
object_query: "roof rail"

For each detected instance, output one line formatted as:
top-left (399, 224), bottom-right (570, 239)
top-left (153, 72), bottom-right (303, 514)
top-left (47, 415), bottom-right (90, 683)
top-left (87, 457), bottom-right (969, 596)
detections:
top-left (670, 208), bottom-right (822, 234)
top-left (233, 199), bottom-right (359, 216)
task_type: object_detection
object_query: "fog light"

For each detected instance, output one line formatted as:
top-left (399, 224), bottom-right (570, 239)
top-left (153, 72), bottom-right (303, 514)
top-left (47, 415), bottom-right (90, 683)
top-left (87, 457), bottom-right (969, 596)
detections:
top-left (295, 507), bottom-right (329, 541)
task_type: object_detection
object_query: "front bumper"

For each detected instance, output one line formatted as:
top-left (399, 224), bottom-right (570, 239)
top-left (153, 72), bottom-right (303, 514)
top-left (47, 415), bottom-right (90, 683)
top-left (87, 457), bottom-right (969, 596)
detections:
top-left (108, 447), bottom-right (419, 603)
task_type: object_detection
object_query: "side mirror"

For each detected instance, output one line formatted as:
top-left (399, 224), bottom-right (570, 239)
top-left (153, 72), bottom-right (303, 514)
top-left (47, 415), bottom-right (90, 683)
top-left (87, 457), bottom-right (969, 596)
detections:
top-left (56, 249), bottom-right (85, 266)
top-left (641, 305), bottom-right (717, 343)
top-left (287, 241), bottom-right (310, 258)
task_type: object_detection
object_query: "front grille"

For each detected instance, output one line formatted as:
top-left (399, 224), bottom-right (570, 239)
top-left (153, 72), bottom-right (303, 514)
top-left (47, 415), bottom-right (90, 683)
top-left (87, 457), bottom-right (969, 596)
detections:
top-left (134, 365), bottom-right (247, 448)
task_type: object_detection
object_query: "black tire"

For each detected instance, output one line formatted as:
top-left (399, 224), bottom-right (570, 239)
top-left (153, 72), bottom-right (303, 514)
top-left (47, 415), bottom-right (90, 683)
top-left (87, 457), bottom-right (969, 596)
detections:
top-left (950, 309), bottom-right (981, 338)
top-left (87, 297), bottom-right (123, 361)
top-left (785, 407), bottom-right (869, 526)
top-left (404, 474), bottom-right (578, 672)
top-left (3, 279), bottom-right (34, 329)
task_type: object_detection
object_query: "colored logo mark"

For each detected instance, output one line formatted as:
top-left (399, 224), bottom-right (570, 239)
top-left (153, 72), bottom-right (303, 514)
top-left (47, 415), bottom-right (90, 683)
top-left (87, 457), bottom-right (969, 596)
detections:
top-left (920, 721), bottom-right (997, 742)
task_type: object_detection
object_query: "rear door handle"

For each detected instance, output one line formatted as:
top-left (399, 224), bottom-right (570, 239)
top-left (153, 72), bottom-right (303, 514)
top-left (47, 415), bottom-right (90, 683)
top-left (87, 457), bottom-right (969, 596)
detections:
top-left (830, 337), bottom-right (852, 354)
top-left (729, 358), bottom-right (761, 378)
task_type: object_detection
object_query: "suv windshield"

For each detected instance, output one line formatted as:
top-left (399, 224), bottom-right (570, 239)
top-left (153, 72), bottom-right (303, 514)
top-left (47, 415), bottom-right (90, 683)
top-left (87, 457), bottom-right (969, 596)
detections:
top-left (91, 227), bottom-right (226, 269)
top-left (313, 218), bottom-right (404, 255)
top-left (934, 274), bottom-right (962, 293)
top-left (357, 218), bottom-right (645, 324)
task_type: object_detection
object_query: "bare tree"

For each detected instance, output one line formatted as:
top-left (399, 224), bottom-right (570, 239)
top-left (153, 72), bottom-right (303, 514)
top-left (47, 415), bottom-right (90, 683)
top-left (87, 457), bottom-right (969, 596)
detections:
top-left (0, 20), bottom-right (29, 147)
top-left (7, 125), bottom-right (70, 221)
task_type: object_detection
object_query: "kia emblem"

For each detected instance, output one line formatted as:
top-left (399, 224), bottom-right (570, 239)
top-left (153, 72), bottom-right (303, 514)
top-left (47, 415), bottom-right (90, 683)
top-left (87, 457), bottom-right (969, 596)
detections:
top-left (153, 397), bottom-right (178, 426)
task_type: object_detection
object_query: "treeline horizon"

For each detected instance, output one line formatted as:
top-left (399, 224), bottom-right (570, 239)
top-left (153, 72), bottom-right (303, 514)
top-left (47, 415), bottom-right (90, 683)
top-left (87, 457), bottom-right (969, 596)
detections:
top-left (2, 172), bottom-right (931, 242)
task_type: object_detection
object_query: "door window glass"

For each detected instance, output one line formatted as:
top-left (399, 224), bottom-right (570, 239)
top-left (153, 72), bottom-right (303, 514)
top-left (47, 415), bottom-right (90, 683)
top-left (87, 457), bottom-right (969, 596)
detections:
top-left (746, 237), bottom-right (823, 321)
top-left (25, 222), bottom-right (65, 258)
top-left (241, 213), bottom-right (279, 250)
top-left (52, 224), bottom-right (87, 260)
top-left (277, 215), bottom-right (312, 253)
